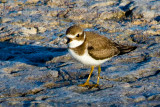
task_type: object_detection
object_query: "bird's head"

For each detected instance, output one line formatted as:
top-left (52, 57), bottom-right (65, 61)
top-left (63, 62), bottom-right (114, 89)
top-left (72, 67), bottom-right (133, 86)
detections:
top-left (66, 25), bottom-right (86, 48)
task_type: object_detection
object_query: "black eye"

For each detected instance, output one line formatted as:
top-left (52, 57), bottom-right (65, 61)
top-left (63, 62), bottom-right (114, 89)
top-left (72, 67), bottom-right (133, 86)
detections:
top-left (76, 34), bottom-right (79, 37)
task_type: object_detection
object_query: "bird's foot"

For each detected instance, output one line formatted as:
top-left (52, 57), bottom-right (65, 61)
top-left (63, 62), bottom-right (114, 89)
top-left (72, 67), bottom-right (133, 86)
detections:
top-left (78, 82), bottom-right (90, 87)
top-left (88, 84), bottom-right (99, 89)
top-left (78, 83), bottom-right (99, 89)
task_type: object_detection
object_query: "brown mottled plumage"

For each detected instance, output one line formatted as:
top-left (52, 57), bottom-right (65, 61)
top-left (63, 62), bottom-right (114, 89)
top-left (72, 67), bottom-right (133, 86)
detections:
top-left (85, 31), bottom-right (120, 60)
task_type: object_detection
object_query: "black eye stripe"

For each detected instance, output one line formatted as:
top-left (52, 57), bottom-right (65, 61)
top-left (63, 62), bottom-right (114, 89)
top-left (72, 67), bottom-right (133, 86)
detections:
top-left (76, 34), bottom-right (79, 37)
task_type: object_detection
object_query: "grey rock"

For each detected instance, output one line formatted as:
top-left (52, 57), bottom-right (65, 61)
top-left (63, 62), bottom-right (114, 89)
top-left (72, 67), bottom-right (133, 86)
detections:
top-left (21, 27), bottom-right (38, 35)
top-left (48, 70), bottom-right (58, 78)
top-left (134, 96), bottom-right (146, 102)
top-left (148, 94), bottom-right (160, 101)
top-left (0, 0), bottom-right (160, 106)
top-left (99, 8), bottom-right (125, 20)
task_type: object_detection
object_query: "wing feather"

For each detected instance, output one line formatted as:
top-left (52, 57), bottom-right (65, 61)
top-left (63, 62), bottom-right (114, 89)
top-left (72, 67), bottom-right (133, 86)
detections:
top-left (85, 32), bottom-right (120, 60)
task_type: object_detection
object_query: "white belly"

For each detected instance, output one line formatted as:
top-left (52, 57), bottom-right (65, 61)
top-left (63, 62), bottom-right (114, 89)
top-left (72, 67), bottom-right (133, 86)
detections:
top-left (68, 49), bottom-right (111, 66)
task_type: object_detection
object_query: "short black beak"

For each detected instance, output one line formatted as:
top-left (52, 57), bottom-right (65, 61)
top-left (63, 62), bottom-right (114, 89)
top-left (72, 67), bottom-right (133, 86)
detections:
top-left (66, 38), bottom-right (71, 44)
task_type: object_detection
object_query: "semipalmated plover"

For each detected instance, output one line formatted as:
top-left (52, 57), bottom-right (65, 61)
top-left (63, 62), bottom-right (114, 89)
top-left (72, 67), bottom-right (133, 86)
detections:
top-left (66, 25), bottom-right (136, 88)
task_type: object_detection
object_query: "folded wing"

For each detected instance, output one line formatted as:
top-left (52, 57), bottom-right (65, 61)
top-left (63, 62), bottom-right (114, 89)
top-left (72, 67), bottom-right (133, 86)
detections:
top-left (86, 32), bottom-right (120, 60)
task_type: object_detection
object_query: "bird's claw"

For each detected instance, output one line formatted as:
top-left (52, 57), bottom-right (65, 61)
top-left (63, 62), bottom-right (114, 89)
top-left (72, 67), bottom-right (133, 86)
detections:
top-left (78, 83), bottom-right (100, 89)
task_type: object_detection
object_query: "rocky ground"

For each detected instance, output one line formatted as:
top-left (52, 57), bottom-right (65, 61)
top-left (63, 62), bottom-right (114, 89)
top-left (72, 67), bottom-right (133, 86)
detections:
top-left (0, 0), bottom-right (160, 106)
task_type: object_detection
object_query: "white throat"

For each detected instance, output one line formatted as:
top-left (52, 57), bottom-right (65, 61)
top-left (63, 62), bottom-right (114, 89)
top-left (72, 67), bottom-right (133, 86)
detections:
top-left (67, 33), bottom-right (86, 48)
top-left (68, 40), bottom-right (84, 48)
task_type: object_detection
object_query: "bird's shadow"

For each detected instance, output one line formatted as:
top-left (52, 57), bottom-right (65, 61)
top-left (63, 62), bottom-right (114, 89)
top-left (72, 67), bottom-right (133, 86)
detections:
top-left (0, 41), bottom-right (67, 67)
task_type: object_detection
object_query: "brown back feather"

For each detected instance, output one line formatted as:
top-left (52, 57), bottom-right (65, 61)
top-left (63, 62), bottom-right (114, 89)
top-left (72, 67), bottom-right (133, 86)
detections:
top-left (86, 32), bottom-right (120, 60)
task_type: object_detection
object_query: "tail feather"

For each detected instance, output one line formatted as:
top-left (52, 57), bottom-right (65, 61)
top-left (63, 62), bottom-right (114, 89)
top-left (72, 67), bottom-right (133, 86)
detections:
top-left (116, 44), bottom-right (137, 55)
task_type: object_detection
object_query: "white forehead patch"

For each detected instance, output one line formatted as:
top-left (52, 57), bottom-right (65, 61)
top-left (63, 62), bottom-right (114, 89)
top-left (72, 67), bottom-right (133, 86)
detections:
top-left (66, 32), bottom-right (85, 38)
top-left (66, 31), bottom-right (83, 38)
top-left (66, 34), bottom-right (76, 38)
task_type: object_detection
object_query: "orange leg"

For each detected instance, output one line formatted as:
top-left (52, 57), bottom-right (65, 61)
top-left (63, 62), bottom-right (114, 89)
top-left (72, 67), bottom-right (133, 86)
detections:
top-left (89, 65), bottom-right (101, 88)
top-left (97, 65), bottom-right (101, 85)
top-left (78, 66), bottom-right (94, 87)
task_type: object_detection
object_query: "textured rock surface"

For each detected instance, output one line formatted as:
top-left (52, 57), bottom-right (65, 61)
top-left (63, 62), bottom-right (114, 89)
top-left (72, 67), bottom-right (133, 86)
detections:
top-left (0, 0), bottom-right (160, 106)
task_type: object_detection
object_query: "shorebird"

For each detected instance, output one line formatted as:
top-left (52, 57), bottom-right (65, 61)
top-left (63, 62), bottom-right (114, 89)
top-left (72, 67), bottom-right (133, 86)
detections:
top-left (66, 25), bottom-right (136, 88)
